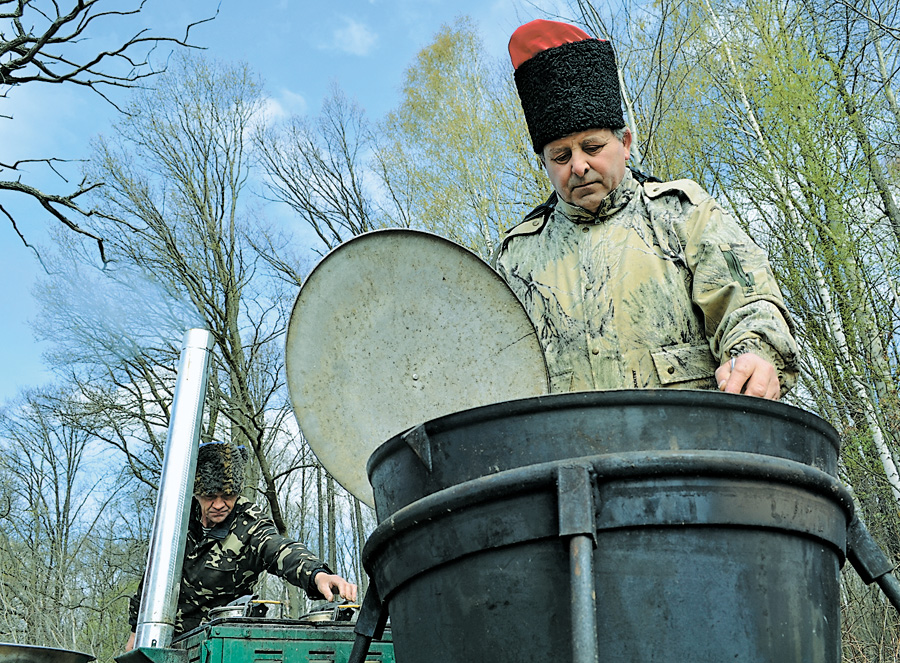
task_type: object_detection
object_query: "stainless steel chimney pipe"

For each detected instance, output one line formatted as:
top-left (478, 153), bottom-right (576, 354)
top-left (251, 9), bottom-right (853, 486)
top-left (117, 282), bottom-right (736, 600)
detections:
top-left (134, 328), bottom-right (214, 650)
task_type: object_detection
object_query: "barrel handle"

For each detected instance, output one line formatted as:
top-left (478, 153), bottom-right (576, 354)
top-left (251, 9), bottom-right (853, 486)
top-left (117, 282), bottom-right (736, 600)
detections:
top-left (348, 580), bottom-right (389, 663)
top-left (847, 514), bottom-right (900, 614)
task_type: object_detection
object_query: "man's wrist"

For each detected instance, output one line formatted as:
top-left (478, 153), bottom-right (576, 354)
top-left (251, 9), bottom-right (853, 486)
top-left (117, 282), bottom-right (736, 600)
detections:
top-left (310, 567), bottom-right (330, 595)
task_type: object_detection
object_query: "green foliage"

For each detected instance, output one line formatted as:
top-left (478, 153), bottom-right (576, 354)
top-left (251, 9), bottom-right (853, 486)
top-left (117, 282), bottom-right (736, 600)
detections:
top-left (374, 17), bottom-right (551, 259)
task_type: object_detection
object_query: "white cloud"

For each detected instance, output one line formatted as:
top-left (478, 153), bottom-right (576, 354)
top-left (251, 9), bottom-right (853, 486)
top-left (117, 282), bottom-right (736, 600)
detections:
top-left (332, 17), bottom-right (378, 56)
top-left (275, 88), bottom-right (310, 117)
top-left (255, 89), bottom-right (309, 127)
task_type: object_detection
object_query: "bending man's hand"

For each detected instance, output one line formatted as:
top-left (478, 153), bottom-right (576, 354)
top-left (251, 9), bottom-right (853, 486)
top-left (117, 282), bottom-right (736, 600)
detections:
top-left (314, 572), bottom-right (358, 602)
top-left (716, 352), bottom-right (780, 400)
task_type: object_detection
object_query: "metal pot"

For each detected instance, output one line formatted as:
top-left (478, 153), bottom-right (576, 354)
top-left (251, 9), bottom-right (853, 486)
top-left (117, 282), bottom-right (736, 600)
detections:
top-left (300, 602), bottom-right (361, 623)
top-left (206, 605), bottom-right (246, 620)
top-left (300, 610), bottom-right (334, 623)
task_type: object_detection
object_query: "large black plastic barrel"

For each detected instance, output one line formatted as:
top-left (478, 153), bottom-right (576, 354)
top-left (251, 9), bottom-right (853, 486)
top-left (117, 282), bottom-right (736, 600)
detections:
top-left (363, 390), bottom-right (853, 662)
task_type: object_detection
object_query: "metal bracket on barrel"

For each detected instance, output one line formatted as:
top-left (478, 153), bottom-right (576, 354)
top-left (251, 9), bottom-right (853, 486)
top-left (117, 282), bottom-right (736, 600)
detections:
top-left (402, 424), bottom-right (432, 472)
top-left (557, 463), bottom-right (599, 663)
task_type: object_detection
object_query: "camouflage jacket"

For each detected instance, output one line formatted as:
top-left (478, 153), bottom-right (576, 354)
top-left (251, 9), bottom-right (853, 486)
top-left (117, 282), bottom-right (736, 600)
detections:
top-left (492, 170), bottom-right (799, 394)
top-left (129, 497), bottom-right (330, 636)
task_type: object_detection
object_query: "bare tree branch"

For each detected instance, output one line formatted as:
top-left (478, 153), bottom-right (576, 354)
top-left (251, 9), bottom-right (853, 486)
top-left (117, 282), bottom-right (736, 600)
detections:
top-left (1, 0), bottom-right (216, 94)
top-left (0, 0), bottom-right (217, 259)
top-left (0, 178), bottom-right (107, 266)
top-left (832, 0), bottom-right (900, 41)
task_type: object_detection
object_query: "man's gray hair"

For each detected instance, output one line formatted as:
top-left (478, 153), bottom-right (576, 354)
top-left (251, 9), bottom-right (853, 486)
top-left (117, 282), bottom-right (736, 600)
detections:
top-left (538, 126), bottom-right (631, 162)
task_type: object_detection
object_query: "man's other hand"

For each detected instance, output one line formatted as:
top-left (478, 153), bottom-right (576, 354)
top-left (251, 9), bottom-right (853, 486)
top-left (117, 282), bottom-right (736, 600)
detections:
top-left (716, 352), bottom-right (780, 400)
top-left (315, 572), bottom-right (358, 602)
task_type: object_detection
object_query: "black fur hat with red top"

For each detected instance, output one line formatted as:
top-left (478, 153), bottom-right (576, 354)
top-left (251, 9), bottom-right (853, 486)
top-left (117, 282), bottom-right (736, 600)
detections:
top-left (509, 19), bottom-right (625, 153)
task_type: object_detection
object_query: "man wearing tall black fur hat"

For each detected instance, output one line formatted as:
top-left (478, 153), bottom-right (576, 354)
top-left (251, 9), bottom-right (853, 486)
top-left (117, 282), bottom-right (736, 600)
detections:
top-left (493, 19), bottom-right (799, 399)
top-left (126, 441), bottom-right (357, 649)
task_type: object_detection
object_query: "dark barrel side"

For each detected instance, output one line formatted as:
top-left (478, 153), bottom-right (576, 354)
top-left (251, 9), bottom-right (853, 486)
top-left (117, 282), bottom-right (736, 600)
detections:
top-left (363, 390), bottom-right (853, 663)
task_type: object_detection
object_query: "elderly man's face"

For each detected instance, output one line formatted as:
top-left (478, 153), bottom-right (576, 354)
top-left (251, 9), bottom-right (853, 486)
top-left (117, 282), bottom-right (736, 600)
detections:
top-left (195, 492), bottom-right (239, 527)
top-left (541, 128), bottom-right (631, 213)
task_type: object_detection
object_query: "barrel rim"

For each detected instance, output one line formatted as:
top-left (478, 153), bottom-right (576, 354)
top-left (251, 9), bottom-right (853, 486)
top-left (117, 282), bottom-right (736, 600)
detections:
top-left (367, 389), bottom-right (841, 477)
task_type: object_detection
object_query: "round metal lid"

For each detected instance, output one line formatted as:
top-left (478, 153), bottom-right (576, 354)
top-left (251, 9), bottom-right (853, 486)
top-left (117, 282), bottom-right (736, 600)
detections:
top-left (0, 644), bottom-right (94, 663)
top-left (285, 229), bottom-right (549, 506)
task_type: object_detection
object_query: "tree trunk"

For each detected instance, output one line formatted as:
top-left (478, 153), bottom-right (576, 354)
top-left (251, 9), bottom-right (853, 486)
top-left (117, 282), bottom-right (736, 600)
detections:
top-left (327, 473), bottom-right (337, 572)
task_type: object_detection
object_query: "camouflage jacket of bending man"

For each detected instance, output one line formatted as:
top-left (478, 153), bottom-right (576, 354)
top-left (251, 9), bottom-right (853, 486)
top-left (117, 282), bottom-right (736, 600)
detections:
top-left (129, 497), bottom-right (331, 636)
top-left (492, 170), bottom-right (799, 396)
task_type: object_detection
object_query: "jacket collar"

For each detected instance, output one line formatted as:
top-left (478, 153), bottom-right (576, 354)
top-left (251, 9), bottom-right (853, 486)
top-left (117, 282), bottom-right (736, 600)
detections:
top-left (191, 496), bottom-right (248, 541)
top-left (556, 169), bottom-right (638, 223)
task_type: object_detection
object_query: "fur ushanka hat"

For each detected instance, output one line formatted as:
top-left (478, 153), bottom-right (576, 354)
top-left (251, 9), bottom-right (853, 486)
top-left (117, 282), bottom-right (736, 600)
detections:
top-left (194, 442), bottom-right (249, 496)
top-left (509, 19), bottom-right (625, 153)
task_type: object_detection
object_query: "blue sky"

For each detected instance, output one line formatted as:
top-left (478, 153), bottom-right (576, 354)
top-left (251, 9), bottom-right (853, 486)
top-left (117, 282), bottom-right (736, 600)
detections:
top-left (0, 0), bottom-right (574, 402)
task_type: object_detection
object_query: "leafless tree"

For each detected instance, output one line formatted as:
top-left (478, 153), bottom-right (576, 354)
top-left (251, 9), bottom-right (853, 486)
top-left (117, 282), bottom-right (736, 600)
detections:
top-left (255, 85), bottom-right (380, 256)
top-left (32, 53), bottom-right (339, 541)
top-left (0, 0), bottom-right (214, 266)
top-left (0, 387), bottom-right (131, 659)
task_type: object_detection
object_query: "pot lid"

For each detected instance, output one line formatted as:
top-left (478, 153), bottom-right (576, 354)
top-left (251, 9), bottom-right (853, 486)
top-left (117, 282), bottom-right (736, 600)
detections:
top-left (0, 644), bottom-right (94, 663)
top-left (285, 229), bottom-right (549, 506)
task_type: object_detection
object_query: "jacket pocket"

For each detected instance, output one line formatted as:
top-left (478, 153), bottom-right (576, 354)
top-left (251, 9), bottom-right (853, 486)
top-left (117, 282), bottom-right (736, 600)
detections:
top-left (651, 343), bottom-right (718, 386)
top-left (719, 243), bottom-right (756, 292)
top-left (198, 558), bottom-right (240, 589)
